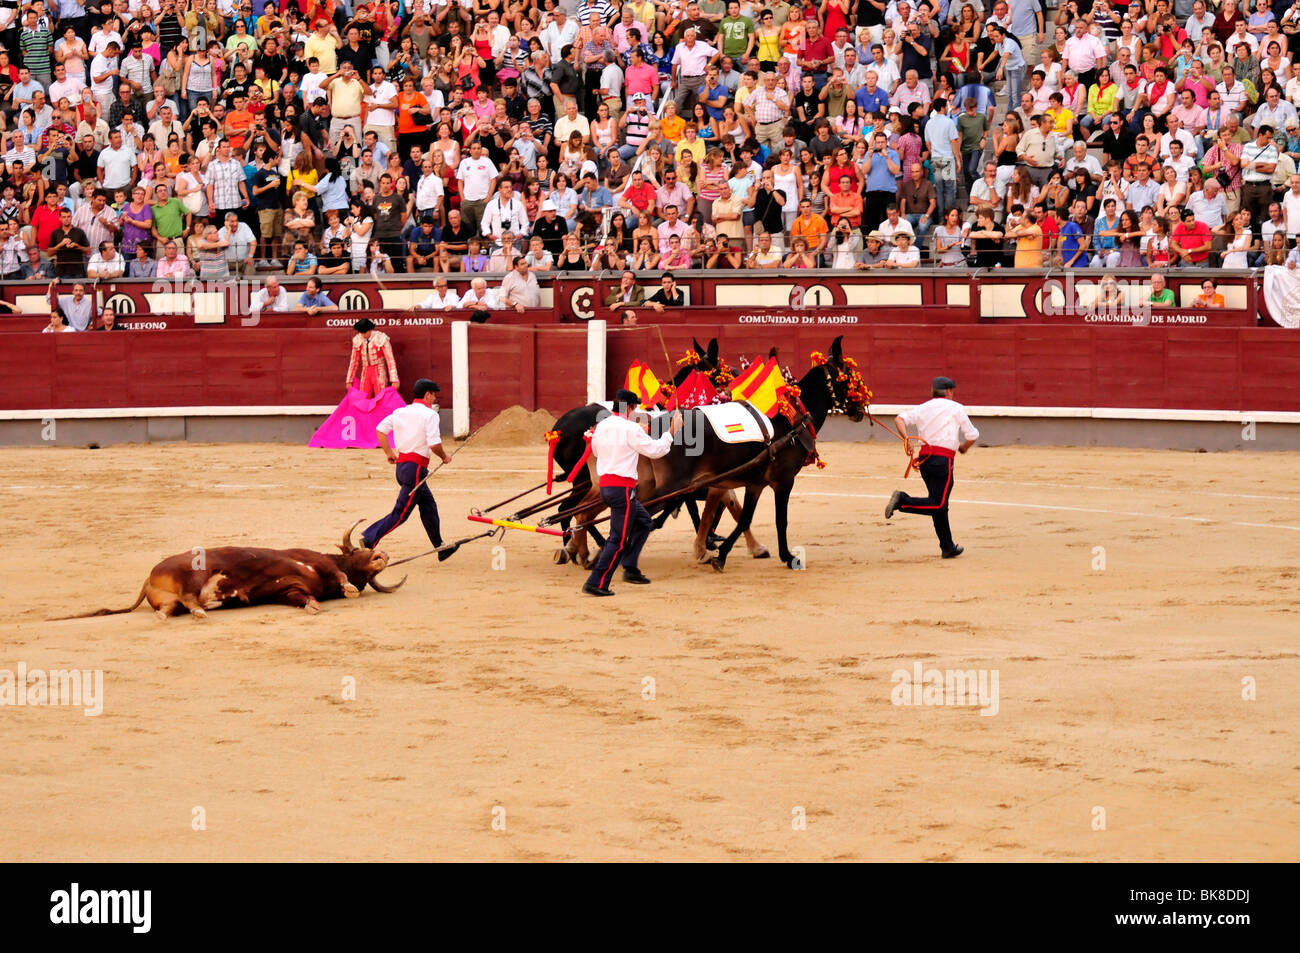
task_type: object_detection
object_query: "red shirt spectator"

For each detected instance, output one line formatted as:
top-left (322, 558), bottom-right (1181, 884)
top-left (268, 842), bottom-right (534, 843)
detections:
top-left (621, 175), bottom-right (656, 214)
top-left (1172, 214), bottom-right (1213, 264)
top-left (31, 196), bottom-right (64, 251)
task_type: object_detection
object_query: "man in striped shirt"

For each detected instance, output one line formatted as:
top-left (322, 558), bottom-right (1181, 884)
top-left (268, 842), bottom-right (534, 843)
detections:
top-left (20, 9), bottom-right (53, 87)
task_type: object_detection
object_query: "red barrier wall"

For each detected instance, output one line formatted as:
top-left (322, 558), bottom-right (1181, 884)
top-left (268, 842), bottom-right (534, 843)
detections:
top-left (607, 324), bottom-right (1300, 412)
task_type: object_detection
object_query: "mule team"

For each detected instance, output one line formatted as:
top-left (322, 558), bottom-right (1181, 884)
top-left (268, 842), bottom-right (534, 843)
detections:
top-left (73, 338), bottom-right (978, 615)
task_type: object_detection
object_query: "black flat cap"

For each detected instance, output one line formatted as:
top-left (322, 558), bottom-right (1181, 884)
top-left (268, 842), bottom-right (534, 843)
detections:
top-left (933, 376), bottom-right (957, 391)
top-left (413, 379), bottom-right (441, 398)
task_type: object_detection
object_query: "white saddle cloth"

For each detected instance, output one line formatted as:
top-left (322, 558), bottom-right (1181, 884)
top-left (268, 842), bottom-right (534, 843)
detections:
top-left (700, 401), bottom-right (775, 444)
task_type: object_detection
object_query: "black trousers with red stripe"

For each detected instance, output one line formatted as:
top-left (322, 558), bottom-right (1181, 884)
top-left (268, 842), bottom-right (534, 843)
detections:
top-left (898, 454), bottom-right (956, 552)
top-left (586, 486), bottom-right (653, 590)
top-left (363, 461), bottom-right (442, 549)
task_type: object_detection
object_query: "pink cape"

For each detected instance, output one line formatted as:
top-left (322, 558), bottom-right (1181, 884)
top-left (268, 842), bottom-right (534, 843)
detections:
top-left (309, 386), bottom-right (408, 448)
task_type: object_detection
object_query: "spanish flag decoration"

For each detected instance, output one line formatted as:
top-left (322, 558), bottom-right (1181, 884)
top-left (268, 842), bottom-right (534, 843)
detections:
top-left (729, 357), bottom-right (784, 417)
top-left (623, 361), bottom-right (663, 407)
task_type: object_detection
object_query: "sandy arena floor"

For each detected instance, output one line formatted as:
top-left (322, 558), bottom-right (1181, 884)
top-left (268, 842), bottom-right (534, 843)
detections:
top-left (1, 431), bottom-right (1297, 861)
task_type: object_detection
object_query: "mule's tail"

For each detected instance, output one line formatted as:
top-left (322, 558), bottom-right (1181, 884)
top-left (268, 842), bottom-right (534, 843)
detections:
top-left (49, 584), bottom-right (149, 621)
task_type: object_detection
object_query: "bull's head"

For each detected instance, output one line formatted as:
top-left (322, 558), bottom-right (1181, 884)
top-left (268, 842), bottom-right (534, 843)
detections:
top-left (339, 519), bottom-right (407, 594)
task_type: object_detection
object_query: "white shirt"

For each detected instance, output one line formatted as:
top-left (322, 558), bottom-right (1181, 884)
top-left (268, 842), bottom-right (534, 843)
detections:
top-left (49, 77), bottom-right (86, 102)
top-left (250, 287), bottom-right (290, 312)
top-left (1283, 188), bottom-right (1300, 236)
top-left (459, 286), bottom-right (504, 309)
top-left (480, 194), bottom-right (528, 239)
top-left (90, 53), bottom-right (119, 96)
top-left (300, 71), bottom-right (327, 105)
top-left (456, 155), bottom-right (499, 202)
top-left (541, 18), bottom-right (579, 63)
top-left (899, 397), bottom-right (979, 451)
top-left (418, 289), bottom-right (461, 309)
top-left (377, 401), bottom-right (442, 456)
top-left (591, 411), bottom-right (674, 483)
top-left (97, 145), bottom-right (135, 188)
top-left (364, 80), bottom-right (398, 126)
top-left (87, 252), bottom-right (125, 277)
top-left (415, 172), bottom-right (445, 211)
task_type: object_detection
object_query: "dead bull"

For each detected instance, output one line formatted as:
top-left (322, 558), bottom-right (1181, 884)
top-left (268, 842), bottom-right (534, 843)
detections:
top-left (56, 521), bottom-right (406, 620)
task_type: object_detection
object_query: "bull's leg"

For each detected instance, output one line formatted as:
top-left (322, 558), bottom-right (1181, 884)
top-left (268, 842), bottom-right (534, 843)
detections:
top-left (280, 585), bottom-right (322, 614)
top-left (774, 483), bottom-right (795, 568)
top-left (330, 571), bottom-right (360, 598)
top-left (178, 594), bottom-right (208, 619)
top-left (198, 573), bottom-right (230, 610)
top-left (146, 584), bottom-right (181, 620)
top-left (711, 487), bottom-right (763, 573)
top-left (724, 490), bottom-right (770, 559)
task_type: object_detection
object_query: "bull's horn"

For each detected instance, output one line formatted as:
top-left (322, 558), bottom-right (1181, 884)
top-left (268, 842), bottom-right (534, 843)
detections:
top-left (342, 518), bottom-right (366, 554)
top-left (369, 574), bottom-right (407, 593)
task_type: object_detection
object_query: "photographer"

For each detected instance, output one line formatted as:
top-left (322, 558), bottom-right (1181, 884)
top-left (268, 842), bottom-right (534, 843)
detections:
top-left (829, 215), bottom-right (864, 268)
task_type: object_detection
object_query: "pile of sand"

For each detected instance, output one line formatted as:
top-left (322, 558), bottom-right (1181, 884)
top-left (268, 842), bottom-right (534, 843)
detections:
top-left (469, 405), bottom-right (558, 447)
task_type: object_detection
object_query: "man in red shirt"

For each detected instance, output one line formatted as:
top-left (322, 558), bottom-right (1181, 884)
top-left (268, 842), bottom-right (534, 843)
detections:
top-left (799, 20), bottom-right (834, 91)
top-left (224, 92), bottom-right (254, 152)
top-left (1171, 208), bottom-right (1213, 266)
top-left (30, 190), bottom-right (64, 253)
top-left (618, 170), bottom-right (656, 216)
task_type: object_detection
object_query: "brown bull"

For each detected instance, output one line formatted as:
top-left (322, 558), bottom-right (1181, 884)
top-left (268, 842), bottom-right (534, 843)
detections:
top-left (56, 521), bottom-right (406, 620)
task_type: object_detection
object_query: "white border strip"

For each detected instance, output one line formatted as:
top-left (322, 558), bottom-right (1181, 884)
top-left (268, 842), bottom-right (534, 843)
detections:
top-left (865, 405), bottom-right (1300, 424)
top-left (1, 405), bottom-right (1298, 424)
top-left (0, 406), bottom-right (338, 420)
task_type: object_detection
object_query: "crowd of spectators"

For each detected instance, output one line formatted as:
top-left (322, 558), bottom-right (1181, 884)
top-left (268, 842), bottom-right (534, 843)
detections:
top-left (10, 0), bottom-right (1300, 294)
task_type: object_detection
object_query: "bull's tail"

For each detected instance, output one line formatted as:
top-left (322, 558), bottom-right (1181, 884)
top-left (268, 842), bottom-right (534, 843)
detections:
top-left (49, 584), bottom-right (149, 621)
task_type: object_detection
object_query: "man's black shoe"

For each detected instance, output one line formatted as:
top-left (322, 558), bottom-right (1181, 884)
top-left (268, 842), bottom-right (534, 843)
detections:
top-left (884, 490), bottom-right (904, 519)
top-left (623, 567), bottom-right (651, 584)
top-left (942, 545), bottom-right (964, 559)
top-left (437, 543), bottom-right (460, 562)
top-left (582, 583), bottom-right (614, 597)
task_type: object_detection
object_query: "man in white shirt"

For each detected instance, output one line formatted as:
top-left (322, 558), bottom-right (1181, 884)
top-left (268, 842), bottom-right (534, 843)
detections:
top-left (1283, 174), bottom-right (1300, 239)
top-left (1064, 140), bottom-right (1103, 182)
top-left (360, 379), bottom-right (457, 557)
top-left (1216, 66), bottom-right (1249, 116)
top-left (362, 65), bottom-right (398, 154)
top-left (48, 62), bottom-right (84, 103)
top-left (89, 42), bottom-right (121, 115)
top-left (553, 98), bottom-right (591, 145)
top-left (1187, 178), bottom-right (1228, 230)
top-left (96, 129), bottom-right (134, 189)
top-left (86, 240), bottom-right (125, 278)
top-left (1253, 86), bottom-right (1298, 132)
top-left (479, 180), bottom-right (529, 245)
top-left (249, 276), bottom-right (291, 314)
top-left (454, 140), bottom-right (498, 235)
top-left (541, 8), bottom-right (578, 64)
top-left (416, 278), bottom-right (461, 310)
top-left (582, 388), bottom-right (683, 596)
top-left (458, 277), bottom-right (506, 316)
top-left (218, 211), bottom-right (256, 275)
top-left (884, 375), bottom-right (980, 558)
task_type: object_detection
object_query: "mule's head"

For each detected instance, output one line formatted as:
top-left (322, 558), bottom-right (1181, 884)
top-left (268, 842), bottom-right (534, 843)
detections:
top-left (816, 336), bottom-right (871, 422)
